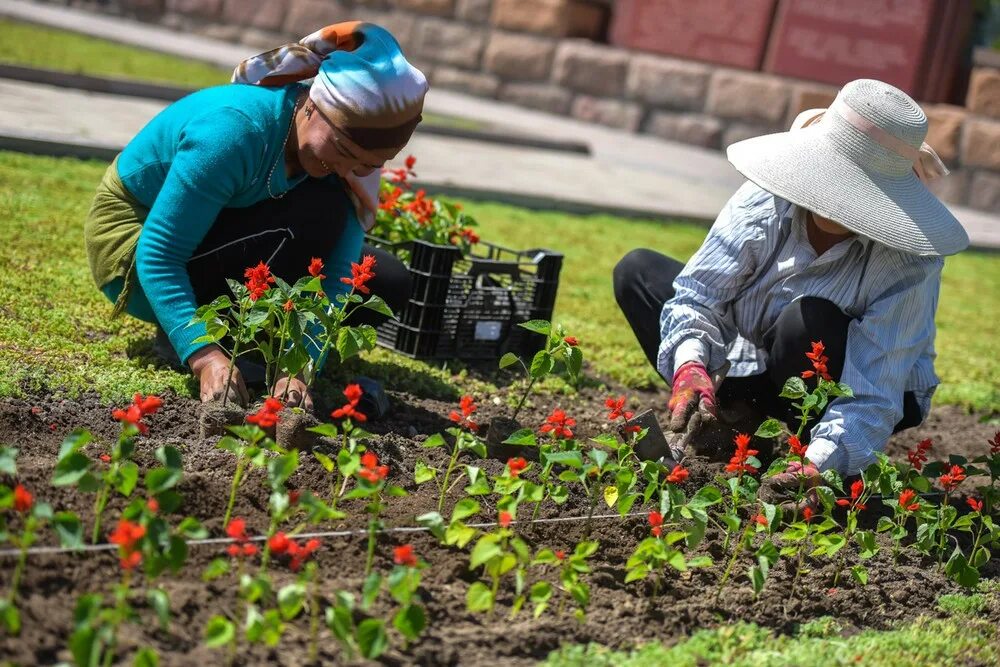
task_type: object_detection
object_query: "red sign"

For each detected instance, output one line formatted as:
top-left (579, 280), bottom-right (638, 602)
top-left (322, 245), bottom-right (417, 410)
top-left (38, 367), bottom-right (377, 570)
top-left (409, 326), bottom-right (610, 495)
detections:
top-left (764, 0), bottom-right (938, 97)
top-left (609, 0), bottom-right (777, 70)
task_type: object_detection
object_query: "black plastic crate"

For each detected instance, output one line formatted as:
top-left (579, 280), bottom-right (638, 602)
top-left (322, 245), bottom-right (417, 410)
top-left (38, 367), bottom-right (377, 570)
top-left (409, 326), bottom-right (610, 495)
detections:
top-left (365, 236), bottom-right (563, 362)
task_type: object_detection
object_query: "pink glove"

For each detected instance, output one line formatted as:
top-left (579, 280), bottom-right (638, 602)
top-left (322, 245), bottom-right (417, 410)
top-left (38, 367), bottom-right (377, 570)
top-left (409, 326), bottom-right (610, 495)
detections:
top-left (667, 362), bottom-right (717, 432)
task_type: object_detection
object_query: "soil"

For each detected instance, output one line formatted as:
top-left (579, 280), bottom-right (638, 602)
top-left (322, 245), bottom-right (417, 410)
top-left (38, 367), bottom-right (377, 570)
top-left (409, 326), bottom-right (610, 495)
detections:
top-left (0, 383), bottom-right (997, 666)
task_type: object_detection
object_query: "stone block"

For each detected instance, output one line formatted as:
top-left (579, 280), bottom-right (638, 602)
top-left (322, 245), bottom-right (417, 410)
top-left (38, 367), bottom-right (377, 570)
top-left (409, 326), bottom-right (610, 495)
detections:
top-left (923, 104), bottom-right (966, 164)
top-left (456, 0), bottom-right (491, 22)
top-left (966, 67), bottom-right (1000, 119)
top-left (968, 170), bottom-right (1000, 211)
top-left (395, 0), bottom-right (454, 16)
top-left (432, 66), bottom-right (499, 97)
top-left (222, 0), bottom-right (287, 31)
top-left (374, 13), bottom-right (418, 52)
top-left (644, 111), bottom-right (722, 148)
top-left (491, 0), bottom-right (604, 39)
top-left (707, 70), bottom-right (789, 125)
top-left (193, 23), bottom-right (242, 42)
top-left (552, 40), bottom-right (629, 97)
top-left (283, 0), bottom-right (347, 36)
top-left (166, 0), bottom-right (222, 17)
top-left (722, 123), bottom-right (772, 149)
top-left (926, 168), bottom-right (969, 206)
top-left (413, 18), bottom-right (486, 68)
top-left (786, 83), bottom-right (837, 126)
top-left (625, 55), bottom-right (709, 110)
top-left (483, 31), bottom-right (555, 81)
top-left (571, 96), bottom-right (642, 132)
top-left (241, 29), bottom-right (287, 49)
top-left (961, 118), bottom-right (1000, 171)
top-left (498, 82), bottom-right (572, 115)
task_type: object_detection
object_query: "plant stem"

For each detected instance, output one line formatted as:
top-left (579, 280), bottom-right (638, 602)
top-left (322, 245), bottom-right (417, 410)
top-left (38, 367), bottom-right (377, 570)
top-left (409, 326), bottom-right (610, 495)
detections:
top-left (91, 483), bottom-right (110, 544)
top-left (8, 525), bottom-right (31, 604)
top-left (271, 317), bottom-right (288, 398)
top-left (511, 378), bottom-right (537, 421)
top-left (937, 492), bottom-right (950, 570)
top-left (222, 301), bottom-right (247, 408)
top-left (223, 455), bottom-right (247, 529)
top-left (309, 572), bottom-right (320, 664)
top-left (716, 521), bottom-right (752, 599)
top-left (584, 477), bottom-right (600, 538)
top-left (364, 494), bottom-right (382, 576)
top-left (437, 438), bottom-right (462, 514)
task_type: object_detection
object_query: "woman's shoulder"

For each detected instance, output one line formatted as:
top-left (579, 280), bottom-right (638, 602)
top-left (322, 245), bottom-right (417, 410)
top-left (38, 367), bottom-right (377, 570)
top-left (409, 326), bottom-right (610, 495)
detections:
top-left (175, 83), bottom-right (299, 134)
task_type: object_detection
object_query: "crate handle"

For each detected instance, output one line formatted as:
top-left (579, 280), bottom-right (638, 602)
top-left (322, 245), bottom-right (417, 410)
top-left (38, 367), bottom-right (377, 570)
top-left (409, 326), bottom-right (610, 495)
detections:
top-left (466, 259), bottom-right (521, 281)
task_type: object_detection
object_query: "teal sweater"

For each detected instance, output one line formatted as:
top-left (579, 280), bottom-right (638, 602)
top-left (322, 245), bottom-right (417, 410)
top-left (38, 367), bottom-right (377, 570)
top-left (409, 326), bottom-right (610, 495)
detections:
top-left (117, 83), bottom-right (363, 365)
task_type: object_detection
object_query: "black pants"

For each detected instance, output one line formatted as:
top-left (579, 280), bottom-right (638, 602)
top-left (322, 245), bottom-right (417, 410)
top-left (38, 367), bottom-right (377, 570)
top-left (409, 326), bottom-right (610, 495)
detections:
top-left (153, 178), bottom-right (411, 374)
top-left (612, 248), bottom-right (923, 435)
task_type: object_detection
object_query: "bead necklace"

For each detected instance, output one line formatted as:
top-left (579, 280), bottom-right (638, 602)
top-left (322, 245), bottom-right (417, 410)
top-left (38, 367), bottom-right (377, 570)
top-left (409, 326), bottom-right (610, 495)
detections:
top-left (266, 98), bottom-right (301, 200)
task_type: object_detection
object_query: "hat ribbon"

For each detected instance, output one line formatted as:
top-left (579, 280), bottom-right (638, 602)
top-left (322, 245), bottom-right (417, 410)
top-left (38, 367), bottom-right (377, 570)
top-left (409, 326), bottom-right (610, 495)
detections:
top-left (830, 98), bottom-right (949, 183)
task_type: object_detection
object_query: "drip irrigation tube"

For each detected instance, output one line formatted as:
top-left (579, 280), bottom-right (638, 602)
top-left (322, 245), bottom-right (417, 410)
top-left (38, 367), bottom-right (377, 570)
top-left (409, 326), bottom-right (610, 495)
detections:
top-left (0, 511), bottom-right (647, 558)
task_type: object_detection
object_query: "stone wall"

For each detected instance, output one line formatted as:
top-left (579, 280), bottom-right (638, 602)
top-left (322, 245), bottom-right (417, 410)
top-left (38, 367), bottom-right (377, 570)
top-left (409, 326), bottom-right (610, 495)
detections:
top-left (50, 0), bottom-right (1000, 213)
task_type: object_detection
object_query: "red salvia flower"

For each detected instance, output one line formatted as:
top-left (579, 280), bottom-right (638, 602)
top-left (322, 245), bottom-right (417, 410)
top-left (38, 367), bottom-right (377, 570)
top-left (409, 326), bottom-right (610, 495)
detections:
top-left (459, 227), bottom-right (479, 245)
top-left (906, 438), bottom-right (933, 471)
top-left (753, 513), bottom-right (769, 526)
top-left (146, 498), bottom-right (159, 513)
top-left (563, 336), bottom-right (579, 346)
top-left (499, 511), bottom-right (513, 528)
top-left (393, 544), bottom-right (418, 567)
top-left (331, 384), bottom-right (367, 423)
top-left (112, 393), bottom-right (162, 435)
top-left (100, 454), bottom-right (111, 463)
top-left (555, 550), bottom-right (566, 560)
top-left (379, 185), bottom-right (404, 212)
top-left (244, 261), bottom-right (275, 301)
top-left (109, 519), bottom-right (146, 570)
top-left (340, 254), bottom-right (377, 294)
top-left (725, 433), bottom-right (759, 475)
top-left (283, 299), bottom-right (294, 312)
top-left (899, 489), bottom-right (920, 512)
top-left (246, 397), bottom-right (283, 428)
top-left (836, 479), bottom-right (867, 510)
top-left (539, 409), bottom-right (576, 439)
top-left (13, 484), bottom-right (33, 513)
top-left (358, 451), bottom-right (389, 484)
top-left (788, 434), bottom-right (807, 458)
top-left (268, 531), bottom-right (290, 555)
top-left (939, 465), bottom-right (966, 492)
top-left (405, 155), bottom-right (417, 171)
top-left (507, 457), bottom-right (528, 478)
top-left (308, 257), bottom-right (326, 280)
top-left (605, 396), bottom-right (630, 421)
top-left (648, 510), bottom-right (664, 537)
top-left (286, 538), bottom-right (321, 572)
top-left (801, 340), bottom-right (833, 381)
top-left (289, 490), bottom-right (300, 505)
top-left (988, 432), bottom-right (1000, 455)
top-left (665, 464), bottom-right (689, 484)
top-left (404, 189), bottom-right (434, 225)
top-left (967, 497), bottom-right (984, 513)
top-left (449, 395), bottom-right (478, 432)
top-left (802, 506), bottom-right (814, 522)
top-left (225, 517), bottom-right (258, 559)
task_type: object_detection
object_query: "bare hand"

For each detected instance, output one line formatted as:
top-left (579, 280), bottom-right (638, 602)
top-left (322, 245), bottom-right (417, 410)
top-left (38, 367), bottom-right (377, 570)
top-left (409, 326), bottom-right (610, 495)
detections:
top-left (189, 346), bottom-right (249, 407)
top-left (272, 374), bottom-right (313, 411)
top-left (763, 461), bottom-right (822, 516)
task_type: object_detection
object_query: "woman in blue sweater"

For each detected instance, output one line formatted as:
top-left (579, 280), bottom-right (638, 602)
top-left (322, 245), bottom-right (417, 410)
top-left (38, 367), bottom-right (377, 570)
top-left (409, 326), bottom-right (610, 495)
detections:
top-left (85, 21), bottom-right (428, 409)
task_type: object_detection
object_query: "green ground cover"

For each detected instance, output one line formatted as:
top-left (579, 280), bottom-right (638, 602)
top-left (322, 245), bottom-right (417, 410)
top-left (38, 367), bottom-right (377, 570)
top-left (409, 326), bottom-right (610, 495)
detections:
top-left (1, 150), bottom-right (999, 412)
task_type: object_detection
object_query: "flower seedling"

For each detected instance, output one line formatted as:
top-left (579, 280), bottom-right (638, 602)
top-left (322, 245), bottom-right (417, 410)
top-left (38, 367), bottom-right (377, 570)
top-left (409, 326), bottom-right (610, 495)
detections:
top-left (466, 506), bottom-right (532, 616)
top-left (344, 451), bottom-right (406, 576)
top-left (217, 407), bottom-right (283, 529)
top-left (528, 540), bottom-right (598, 620)
top-left (416, 395), bottom-right (488, 514)
top-left (498, 321), bottom-right (583, 421)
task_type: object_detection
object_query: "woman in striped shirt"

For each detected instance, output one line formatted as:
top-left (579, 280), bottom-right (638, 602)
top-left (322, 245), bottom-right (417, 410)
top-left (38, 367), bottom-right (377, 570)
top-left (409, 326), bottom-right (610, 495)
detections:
top-left (614, 79), bottom-right (968, 500)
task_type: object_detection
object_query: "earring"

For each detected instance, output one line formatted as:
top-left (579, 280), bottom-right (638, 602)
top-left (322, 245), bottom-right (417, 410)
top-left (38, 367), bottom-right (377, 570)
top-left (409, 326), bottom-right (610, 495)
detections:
top-left (304, 104), bottom-right (314, 120)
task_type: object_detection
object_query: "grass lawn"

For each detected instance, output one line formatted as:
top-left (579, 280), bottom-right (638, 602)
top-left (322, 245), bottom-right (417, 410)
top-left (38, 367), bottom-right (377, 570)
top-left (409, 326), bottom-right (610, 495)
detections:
top-left (546, 596), bottom-right (999, 667)
top-left (1, 149), bottom-right (999, 413)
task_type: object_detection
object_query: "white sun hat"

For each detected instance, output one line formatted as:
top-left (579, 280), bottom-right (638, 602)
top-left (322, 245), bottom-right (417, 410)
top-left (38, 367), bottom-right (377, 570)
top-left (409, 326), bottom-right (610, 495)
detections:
top-left (727, 78), bottom-right (969, 257)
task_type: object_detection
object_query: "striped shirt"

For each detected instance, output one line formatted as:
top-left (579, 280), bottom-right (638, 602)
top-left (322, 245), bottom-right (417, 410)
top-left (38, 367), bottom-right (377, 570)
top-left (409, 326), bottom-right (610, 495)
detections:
top-left (659, 182), bottom-right (941, 476)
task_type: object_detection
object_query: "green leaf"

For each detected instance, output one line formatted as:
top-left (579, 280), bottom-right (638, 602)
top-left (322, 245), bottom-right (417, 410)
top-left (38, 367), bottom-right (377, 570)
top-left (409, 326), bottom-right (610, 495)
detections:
top-left (204, 615), bottom-right (235, 648)
top-left (414, 460), bottom-right (438, 484)
top-left (470, 537), bottom-right (503, 569)
top-left (267, 452), bottom-right (298, 491)
top-left (850, 565), bottom-right (869, 586)
top-left (148, 588), bottom-right (170, 630)
top-left (156, 446), bottom-right (183, 471)
top-left (779, 377), bottom-right (808, 399)
top-left (421, 433), bottom-right (447, 449)
top-left (393, 604), bottom-right (427, 641)
top-left (202, 558), bottom-right (230, 582)
top-left (452, 498), bottom-right (481, 522)
top-left (0, 447), bottom-right (18, 476)
top-left (114, 461), bottom-right (139, 497)
top-left (603, 485), bottom-right (619, 508)
top-left (529, 349), bottom-right (554, 379)
top-left (566, 345), bottom-right (583, 381)
top-left (0, 599), bottom-right (20, 636)
top-left (754, 419), bottom-right (784, 439)
top-left (277, 584), bottom-right (306, 620)
top-left (499, 352), bottom-right (520, 370)
top-left (503, 429), bottom-right (537, 446)
top-left (466, 581), bottom-right (494, 612)
top-left (361, 572), bottom-right (382, 611)
top-left (361, 295), bottom-right (395, 318)
top-left (51, 452), bottom-right (92, 486)
top-left (133, 647), bottom-right (159, 667)
top-left (58, 429), bottom-right (92, 459)
top-left (144, 467), bottom-right (181, 495)
top-left (178, 517), bottom-right (208, 539)
top-left (517, 319), bottom-right (552, 335)
top-left (307, 424), bottom-right (339, 439)
top-left (357, 618), bottom-right (388, 659)
top-left (50, 511), bottom-right (83, 550)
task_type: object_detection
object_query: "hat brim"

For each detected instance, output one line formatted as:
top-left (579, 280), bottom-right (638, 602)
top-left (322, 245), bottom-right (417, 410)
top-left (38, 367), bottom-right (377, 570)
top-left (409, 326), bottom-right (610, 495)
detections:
top-left (727, 126), bottom-right (969, 256)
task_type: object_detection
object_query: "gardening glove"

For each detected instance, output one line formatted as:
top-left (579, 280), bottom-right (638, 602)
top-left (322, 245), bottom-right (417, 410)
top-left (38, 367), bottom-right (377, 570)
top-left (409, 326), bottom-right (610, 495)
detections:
top-left (190, 346), bottom-right (250, 407)
top-left (272, 374), bottom-right (314, 411)
top-left (667, 362), bottom-right (717, 433)
top-left (763, 461), bottom-right (822, 516)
